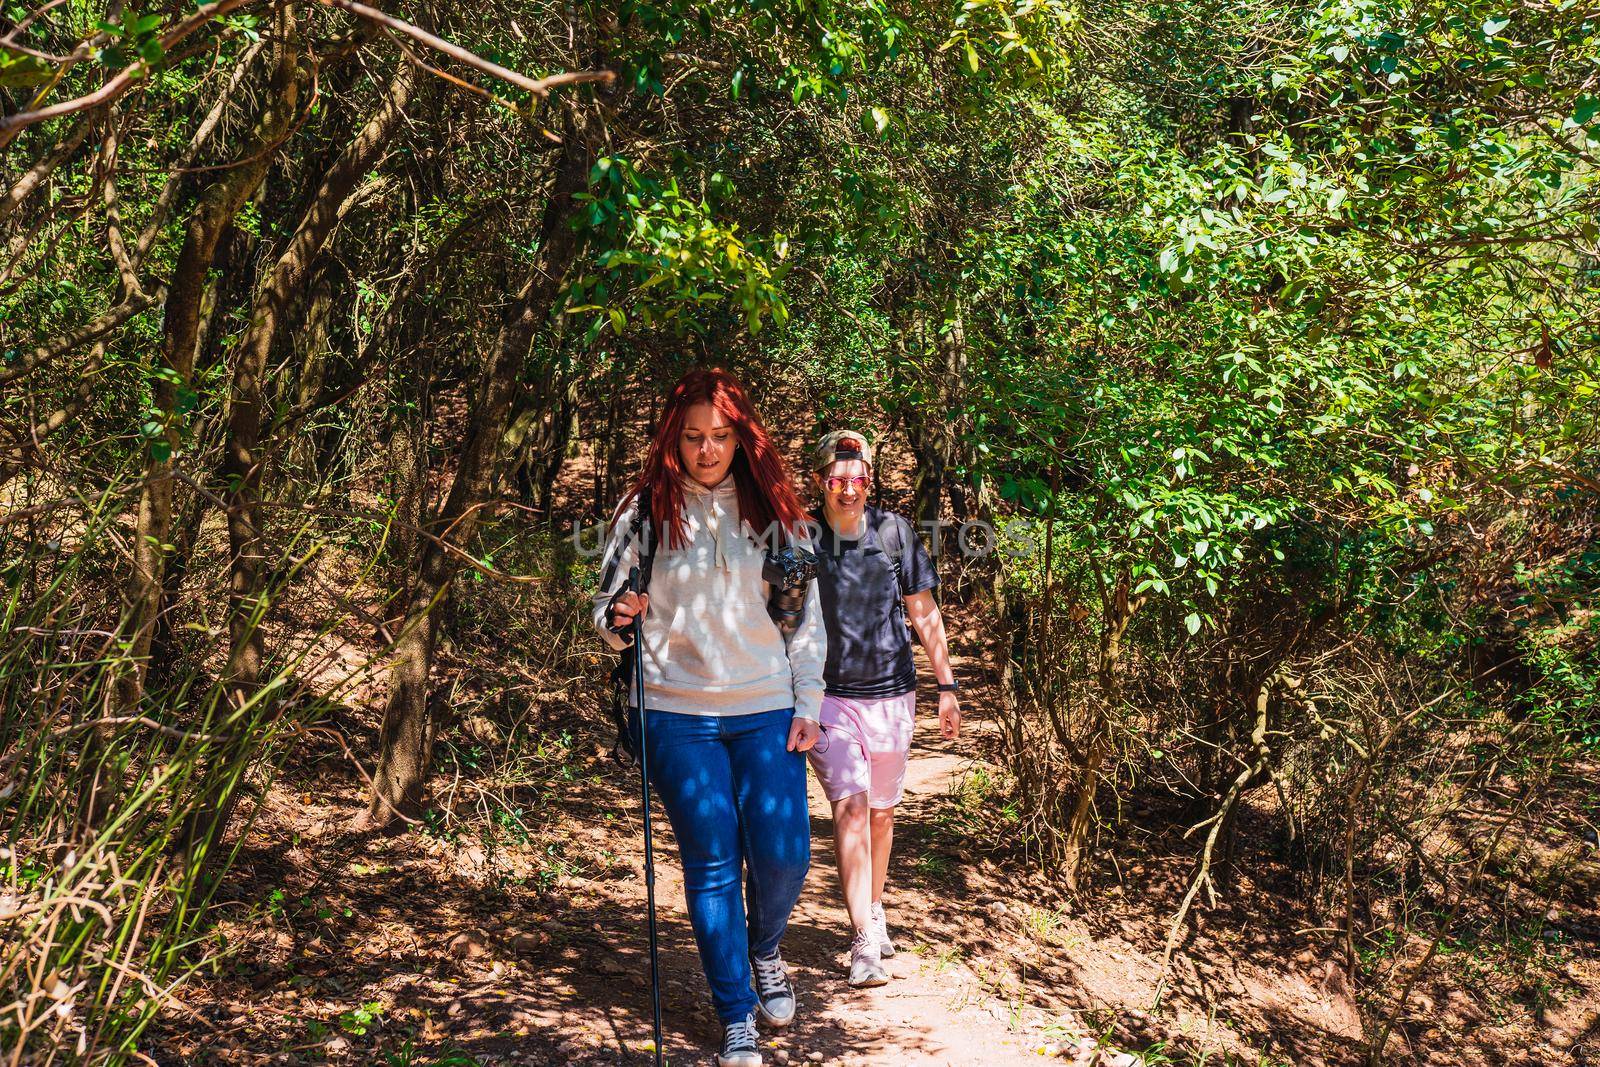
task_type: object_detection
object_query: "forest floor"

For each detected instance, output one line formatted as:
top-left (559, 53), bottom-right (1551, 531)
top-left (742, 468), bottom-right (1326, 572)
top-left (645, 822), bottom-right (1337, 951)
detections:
top-left (135, 419), bottom-right (1598, 1067)
top-left (141, 596), bottom-right (1600, 1067)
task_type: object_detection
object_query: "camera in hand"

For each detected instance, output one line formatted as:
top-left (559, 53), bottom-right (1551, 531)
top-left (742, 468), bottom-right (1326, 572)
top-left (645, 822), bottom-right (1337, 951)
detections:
top-left (763, 545), bottom-right (818, 636)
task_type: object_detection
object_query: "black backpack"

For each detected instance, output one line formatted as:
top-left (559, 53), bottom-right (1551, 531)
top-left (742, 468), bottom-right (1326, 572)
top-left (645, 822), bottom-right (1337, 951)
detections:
top-left (601, 488), bottom-right (656, 764)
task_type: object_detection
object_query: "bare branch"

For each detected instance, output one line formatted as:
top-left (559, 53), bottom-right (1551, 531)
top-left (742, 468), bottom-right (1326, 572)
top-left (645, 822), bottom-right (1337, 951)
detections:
top-left (131, 40), bottom-right (266, 268)
top-left (0, 111), bottom-right (95, 225)
top-left (0, 343), bottom-right (106, 489)
top-left (98, 106), bottom-right (145, 298)
top-left (313, 0), bottom-right (614, 98)
top-left (0, 0), bottom-right (75, 46)
top-left (0, 288), bottom-right (162, 386)
top-left (0, 0), bottom-right (261, 145)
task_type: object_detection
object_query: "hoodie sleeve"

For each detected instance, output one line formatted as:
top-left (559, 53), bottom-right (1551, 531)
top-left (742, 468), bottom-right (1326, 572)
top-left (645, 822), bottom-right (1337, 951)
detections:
top-left (591, 500), bottom-right (640, 653)
top-left (784, 557), bottom-right (827, 722)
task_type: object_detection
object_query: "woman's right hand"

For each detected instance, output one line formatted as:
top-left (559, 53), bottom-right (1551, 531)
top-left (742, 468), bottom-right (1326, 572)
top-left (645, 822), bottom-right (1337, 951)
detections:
top-left (608, 590), bottom-right (650, 632)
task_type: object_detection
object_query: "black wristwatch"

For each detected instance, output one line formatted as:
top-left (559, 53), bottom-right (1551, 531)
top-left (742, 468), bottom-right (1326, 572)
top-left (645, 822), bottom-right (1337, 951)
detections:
top-left (937, 681), bottom-right (960, 693)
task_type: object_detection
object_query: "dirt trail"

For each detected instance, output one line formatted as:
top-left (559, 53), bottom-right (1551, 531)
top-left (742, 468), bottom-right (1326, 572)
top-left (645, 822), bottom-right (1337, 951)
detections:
top-left (166, 641), bottom-right (1373, 1067)
top-left (598, 707), bottom-right (1041, 1067)
top-left (469, 659), bottom-right (1372, 1067)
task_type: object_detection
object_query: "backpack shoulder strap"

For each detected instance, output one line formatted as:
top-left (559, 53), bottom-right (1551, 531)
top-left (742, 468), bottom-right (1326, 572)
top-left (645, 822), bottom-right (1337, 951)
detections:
top-left (636, 485), bottom-right (657, 593)
top-left (874, 507), bottom-right (905, 590)
top-left (599, 486), bottom-right (656, 595)
top-left (604, 486), bottom-right (656, 766)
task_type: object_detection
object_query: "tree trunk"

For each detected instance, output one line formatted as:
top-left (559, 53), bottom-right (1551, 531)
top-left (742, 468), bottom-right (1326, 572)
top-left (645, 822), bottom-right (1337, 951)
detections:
top-left (901, 301), bottom-right (945, 531)
top-left (387, 415), bottom-right (428, 566)
top-left (287, 264), bottom-right (336, 479)
top-left (533, 372), bottom-right (582, 516)
top-left (220, 60), bottom-right (415, 697)
top-left (506, 355), bottom-right (581, 515)
top-left (360, 124), bottom-right (592, 830)
top-left (145, 484), bottom-right (211, 688)
top-left (170, 61), bottom-right (415, 861)
top-left (90, 23), bottom-right (306, 834)
top-left (1060, 572), bottom-right (1142, 890)
top-left (596, 368), bottom-right (628, 517)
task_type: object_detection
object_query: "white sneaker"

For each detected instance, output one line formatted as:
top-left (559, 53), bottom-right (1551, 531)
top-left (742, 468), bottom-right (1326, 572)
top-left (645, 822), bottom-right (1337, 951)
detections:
top-left (871, 900), bottom-right (897, 958)
top-left (717, 1011), bottom-right (762, 1066)
top-left (848, 929), bottom-right (888, 988)
top-left (751, 950), bottom-right (796, 1028)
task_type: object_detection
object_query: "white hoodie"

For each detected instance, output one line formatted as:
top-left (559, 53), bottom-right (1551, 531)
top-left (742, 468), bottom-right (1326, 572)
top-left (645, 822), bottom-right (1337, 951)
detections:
top-left (592, 475), bottom-right (825, 721)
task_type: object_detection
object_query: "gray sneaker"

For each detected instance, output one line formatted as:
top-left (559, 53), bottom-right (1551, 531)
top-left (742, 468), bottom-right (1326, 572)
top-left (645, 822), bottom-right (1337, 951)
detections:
top-left (848, 929), bottom-right (888, 988)
top-left (751, 950), bottom-right (796, 1028)
top-left (871, 901), bottom-right (897, 958)
top-left (717, 1011), bottom-right (762, 1066)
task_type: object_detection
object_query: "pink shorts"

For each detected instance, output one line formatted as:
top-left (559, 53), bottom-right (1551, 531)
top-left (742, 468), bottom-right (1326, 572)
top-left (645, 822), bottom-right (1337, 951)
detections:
top-left (807, 691), bottom-right (916, 809)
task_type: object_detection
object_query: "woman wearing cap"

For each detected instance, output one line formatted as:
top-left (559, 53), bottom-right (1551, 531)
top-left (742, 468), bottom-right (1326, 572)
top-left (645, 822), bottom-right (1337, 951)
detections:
top-left (805, 430), bottom-right (961, 987)
top-left (593, 369), bottom-right (824, 1067)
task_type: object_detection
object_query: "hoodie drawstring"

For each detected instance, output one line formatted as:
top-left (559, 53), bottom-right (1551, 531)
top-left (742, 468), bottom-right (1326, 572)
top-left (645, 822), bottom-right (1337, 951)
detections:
top-left (685, 477), bottom-right (736, 573)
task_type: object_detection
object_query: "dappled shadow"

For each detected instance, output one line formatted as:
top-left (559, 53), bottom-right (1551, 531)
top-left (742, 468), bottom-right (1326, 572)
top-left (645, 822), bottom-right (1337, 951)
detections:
top-left (152, 706), bottom-right (965, 1065)
top-left (145, 609), bottom-right (1598, 1067)
top-left (152, 751), bottom-right (960, 1067)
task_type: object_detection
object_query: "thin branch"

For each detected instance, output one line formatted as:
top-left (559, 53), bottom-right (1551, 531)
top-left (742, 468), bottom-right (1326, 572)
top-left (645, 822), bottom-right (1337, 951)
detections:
top-left (313, 0), bottom-right (614, 97)
top-left (0, 0), bottom-right (261, 145)
top-left (1154, 667), bottom-right (1278, 1004)
top-left (381, 26), bottom-right (515, 112)
top-left (0, 111), bottom-right (95, 225)
top-left (0, 0), bottom-right (75, 46)
top-left (0, 343), bottom-right (107, 488)
top-left (98, 106), bottom-right (145, 299)
top-left (0, 287), bottom-right (162, 386)
top-left (131, 39), bottom-right (266, 268)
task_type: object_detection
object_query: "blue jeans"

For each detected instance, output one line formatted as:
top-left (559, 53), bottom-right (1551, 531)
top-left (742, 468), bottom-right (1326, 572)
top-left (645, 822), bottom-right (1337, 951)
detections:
top-left (629, 707), bottom-right (811, 1024)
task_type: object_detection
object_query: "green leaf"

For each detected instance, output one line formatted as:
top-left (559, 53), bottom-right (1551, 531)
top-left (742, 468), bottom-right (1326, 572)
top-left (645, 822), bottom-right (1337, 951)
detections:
top-left (1185, 612), bottom-right (1201, 635)
top-left (1481, 16), bottom-right (1509, 36)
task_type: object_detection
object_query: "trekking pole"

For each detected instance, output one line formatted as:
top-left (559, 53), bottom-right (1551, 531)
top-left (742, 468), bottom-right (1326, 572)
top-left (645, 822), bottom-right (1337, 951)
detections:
top-left (628, 564), bottom-right (665, 1066)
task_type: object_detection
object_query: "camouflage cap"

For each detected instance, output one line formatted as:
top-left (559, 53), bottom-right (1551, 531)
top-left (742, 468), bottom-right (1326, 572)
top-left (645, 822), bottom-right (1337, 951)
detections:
top-left (811, 429), bottom-right (875, 472)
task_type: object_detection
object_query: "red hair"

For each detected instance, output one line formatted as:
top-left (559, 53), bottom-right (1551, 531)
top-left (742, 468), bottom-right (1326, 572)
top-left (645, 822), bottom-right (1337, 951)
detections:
top-left (620, 368), bottom-right (808, 550)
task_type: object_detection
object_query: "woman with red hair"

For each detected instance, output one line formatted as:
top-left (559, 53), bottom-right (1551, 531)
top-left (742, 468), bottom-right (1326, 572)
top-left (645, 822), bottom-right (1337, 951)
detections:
top-left (593, 368), bottom-right (823, 1067)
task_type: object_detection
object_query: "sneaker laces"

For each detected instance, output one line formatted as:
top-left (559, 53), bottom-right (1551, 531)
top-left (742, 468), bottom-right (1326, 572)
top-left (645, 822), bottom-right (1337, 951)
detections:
top-left (752, 952), bottom-right (789, 997)
top-left (724, 1013), bottom-right (759, 1052)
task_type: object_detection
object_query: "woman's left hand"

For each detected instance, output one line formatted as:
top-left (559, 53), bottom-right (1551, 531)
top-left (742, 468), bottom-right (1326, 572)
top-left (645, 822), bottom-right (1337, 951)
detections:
top-left (787, 716), bottom-right (821, 752)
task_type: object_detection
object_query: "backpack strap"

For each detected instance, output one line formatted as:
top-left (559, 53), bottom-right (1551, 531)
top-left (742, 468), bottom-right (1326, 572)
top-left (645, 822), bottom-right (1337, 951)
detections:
top-left (600, 486), bottom-right (656, 596)
top-left (874, 508), bottom-right (922, 646)
top-left (874, 506), bottom-right (907, 590)
top-left (605, 486), bottom-right (655, 765)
